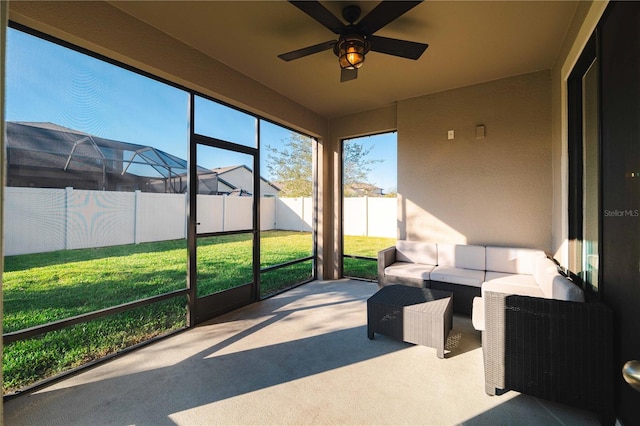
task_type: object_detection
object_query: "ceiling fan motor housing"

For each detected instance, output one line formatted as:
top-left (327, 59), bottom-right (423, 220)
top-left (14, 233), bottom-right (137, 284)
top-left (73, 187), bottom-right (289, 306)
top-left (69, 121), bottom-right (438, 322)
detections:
top-left (342, 5), bottom-right (362, 24)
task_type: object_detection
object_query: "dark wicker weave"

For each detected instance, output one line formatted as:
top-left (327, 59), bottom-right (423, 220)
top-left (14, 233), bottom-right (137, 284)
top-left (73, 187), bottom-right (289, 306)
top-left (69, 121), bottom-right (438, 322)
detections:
top-left (429, 280), bottom-right (480, 315)
top-left (483, 291), bottom-right (614, 425)
top-left (367, 285), bottom-right (453, 358)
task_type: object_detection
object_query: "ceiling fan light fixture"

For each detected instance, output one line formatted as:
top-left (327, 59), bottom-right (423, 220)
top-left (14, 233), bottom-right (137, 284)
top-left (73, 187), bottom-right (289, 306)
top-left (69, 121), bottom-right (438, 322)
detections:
top-left (336, 34), bottom-right (370, 69)
top-left (280, 1), bottom-right (429, 82)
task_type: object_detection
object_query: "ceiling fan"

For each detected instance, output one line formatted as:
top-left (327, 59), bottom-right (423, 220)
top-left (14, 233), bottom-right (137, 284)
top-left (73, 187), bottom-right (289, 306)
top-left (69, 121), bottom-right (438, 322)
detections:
top-left (278, 0), bottom-right (429, 82)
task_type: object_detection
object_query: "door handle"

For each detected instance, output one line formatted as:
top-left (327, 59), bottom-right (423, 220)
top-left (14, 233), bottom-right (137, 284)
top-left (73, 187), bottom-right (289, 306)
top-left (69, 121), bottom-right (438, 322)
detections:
top-left (623, 360), bottom-right (640, 392)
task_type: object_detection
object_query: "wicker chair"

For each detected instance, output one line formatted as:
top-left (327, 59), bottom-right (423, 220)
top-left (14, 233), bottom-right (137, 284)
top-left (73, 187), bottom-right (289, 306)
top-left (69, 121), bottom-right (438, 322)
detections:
top-left (483, 291), bottom-right (615, 425)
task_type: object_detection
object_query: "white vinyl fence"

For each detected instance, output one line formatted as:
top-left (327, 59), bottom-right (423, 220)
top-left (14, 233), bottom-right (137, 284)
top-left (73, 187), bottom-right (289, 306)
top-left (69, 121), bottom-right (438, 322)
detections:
top-left (4, 187), bottom-right (396, 256)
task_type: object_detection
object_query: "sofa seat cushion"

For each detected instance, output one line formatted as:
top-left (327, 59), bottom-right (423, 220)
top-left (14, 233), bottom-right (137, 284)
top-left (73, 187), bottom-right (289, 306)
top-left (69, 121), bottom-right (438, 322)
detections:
top-left (484, 271), bottom-right (538, 287)
top-left (482, 278), bottom-right (545, 298)
top-left (472, 297), bottom-right (485, 331)
top-left (384, 262), bottom-right (435, 281)
top-left (430, 266), bottom-right (485, 287)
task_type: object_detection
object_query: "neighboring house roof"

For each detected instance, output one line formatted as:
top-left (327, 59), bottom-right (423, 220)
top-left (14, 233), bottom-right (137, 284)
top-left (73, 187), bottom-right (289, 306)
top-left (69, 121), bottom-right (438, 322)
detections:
top-left (212, 164), bottom-right (281, 196)
top-left (6, 122), bottom-right (280, 196)
top-left (345, 182), bottom-right (385, 196)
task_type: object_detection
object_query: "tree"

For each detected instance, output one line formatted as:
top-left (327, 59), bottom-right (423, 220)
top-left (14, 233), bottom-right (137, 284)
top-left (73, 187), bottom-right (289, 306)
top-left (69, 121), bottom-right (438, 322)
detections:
top-left (266, 133), bottom-right (313, 197)
top-left (266, 132), bottom-right (382, 197)
top-left (342, 141), bottom-right (383, 197)
top-left (342, 141), bottom-right (382, 187)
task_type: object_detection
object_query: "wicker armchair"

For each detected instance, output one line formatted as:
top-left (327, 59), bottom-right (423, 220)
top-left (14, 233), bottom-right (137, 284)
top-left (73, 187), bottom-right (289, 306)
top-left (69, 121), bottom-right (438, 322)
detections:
top-left (483, 291), bottom-right (615, 425)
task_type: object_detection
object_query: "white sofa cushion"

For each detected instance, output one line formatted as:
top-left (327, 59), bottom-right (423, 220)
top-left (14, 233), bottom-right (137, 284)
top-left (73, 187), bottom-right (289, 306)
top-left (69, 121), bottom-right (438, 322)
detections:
top-left (472, 297), bottom-right (485, 331)
top-left (395, 240), bottom-right (438, 265)
top-left (485, 246), bottom-right (546, 275)
top-left (437, 244), bottom-right (485, 270)
top-left (481, 279), bottom-right (545, 298)
top-left (484, 271), bottom-right (538, 287)
top-left (534, 257), bottom-right (561, 298)
top-left (430, 266), bottom-right (485, 287)
top-left (384, 262), bottom-right (435, 281)
top-left (552, 275), bottom-right (585, 302)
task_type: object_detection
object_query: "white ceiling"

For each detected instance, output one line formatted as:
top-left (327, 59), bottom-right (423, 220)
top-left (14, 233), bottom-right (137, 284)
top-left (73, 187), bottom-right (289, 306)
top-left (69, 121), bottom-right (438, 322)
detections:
top-left (109, 1), bottom-right (578, 119)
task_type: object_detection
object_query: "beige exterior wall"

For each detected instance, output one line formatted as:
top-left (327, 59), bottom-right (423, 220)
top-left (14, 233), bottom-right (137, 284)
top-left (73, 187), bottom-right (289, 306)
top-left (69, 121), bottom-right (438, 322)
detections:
top-left (550, 0), bottom-right (608, 267)
top-left (397, 71), bottom-right (552, 250)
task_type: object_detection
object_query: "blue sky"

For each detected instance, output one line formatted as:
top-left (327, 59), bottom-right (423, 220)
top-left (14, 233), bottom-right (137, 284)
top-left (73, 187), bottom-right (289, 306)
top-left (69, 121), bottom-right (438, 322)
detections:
top-left (6, 28), bottom-right (397, 192)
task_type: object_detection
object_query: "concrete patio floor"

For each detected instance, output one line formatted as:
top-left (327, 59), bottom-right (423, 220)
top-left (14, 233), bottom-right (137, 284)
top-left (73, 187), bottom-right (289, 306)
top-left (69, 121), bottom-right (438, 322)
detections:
top-left (4, 279), bottom-right (600, 425)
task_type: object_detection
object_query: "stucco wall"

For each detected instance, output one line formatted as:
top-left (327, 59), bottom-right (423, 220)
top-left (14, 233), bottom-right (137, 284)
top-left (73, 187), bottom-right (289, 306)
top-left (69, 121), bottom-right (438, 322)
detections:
top-left (397, 70), bottom-right (552, 251)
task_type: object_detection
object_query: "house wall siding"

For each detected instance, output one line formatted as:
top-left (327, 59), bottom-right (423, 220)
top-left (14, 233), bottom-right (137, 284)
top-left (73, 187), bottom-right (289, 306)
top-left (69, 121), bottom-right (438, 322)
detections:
top-left (397, 70), bottom-right (552, 251)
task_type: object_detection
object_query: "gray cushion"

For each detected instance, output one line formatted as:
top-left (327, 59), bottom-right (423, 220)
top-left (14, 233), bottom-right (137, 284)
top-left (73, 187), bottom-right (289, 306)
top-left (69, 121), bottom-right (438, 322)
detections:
top-left (552, 275), bottom-right (585, 302)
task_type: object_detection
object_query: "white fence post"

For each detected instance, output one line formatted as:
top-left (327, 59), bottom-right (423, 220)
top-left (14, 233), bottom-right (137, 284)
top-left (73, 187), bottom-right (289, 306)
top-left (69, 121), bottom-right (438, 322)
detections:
top-left (65, 186), bottom-right (73, 250)
top-left (365, 196), bottom-right (369, 237)
top-left (134, 190), bottom-right (141, 244)
top-left (223, 194), bottom-right (227, 232)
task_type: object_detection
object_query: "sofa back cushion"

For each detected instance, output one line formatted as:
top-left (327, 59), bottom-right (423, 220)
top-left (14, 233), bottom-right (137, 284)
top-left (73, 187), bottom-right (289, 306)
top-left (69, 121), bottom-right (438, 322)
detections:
top-left (395, 240), bottom-right (438, 265)
top-left (437, 244), bottom-right (485, 270)
top-left (485, 247), bottom-right (546, 275)
top-left (552, 275), bottom-right (585, 302)
top-left (534, 257), bottom-right (560, 296)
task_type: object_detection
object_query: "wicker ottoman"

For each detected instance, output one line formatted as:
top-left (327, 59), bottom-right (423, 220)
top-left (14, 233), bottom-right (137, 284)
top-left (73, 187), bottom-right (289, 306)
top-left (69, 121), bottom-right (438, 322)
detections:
top-left (367, 285), bottom-right (453, 358)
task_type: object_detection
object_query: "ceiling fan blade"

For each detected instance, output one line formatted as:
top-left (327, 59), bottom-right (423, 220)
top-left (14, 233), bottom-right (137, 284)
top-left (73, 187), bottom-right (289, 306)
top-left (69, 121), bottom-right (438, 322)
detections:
top-left (289, 1), bottom-right (345, 34)
top-left (357, 1), bottom-right (423, 35)
top-left (340, 68), bottom-right (358, 83)
top-left (369, 35), bottom-right (428, 60)
top-left (278, 40), bottom-right (336, 62)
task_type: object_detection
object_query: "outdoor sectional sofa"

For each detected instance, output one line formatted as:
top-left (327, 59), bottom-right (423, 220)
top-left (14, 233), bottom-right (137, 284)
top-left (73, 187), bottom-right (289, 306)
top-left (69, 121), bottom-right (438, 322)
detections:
top-left (377, 240), bottom-right (614, 423)
top-left (377, 241), bottom-right (558, 315)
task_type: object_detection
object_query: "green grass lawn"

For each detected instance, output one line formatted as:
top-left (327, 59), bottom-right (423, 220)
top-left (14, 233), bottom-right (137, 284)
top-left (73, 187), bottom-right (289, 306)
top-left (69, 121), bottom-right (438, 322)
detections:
top-left (2, 231), bottom-right (387, 393)
top-left (343, 235), bottom-right (395, 280)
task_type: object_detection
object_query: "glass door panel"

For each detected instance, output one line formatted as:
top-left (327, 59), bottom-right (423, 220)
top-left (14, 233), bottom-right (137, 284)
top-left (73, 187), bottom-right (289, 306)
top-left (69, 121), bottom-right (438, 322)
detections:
top-left (194, 144), bottom-right (255, 298)
top-left (582, 58), bottom-right (599, 289)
